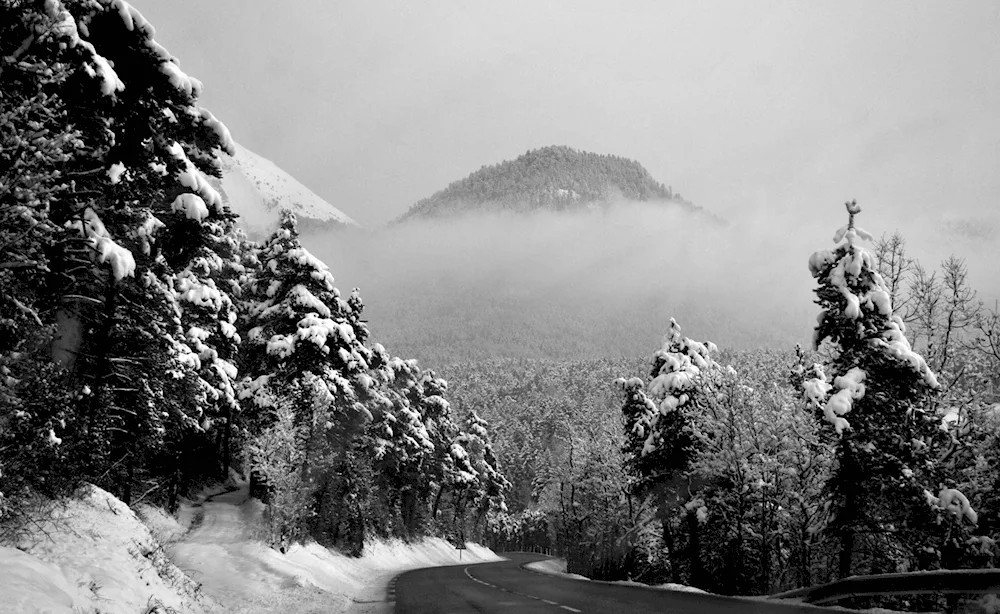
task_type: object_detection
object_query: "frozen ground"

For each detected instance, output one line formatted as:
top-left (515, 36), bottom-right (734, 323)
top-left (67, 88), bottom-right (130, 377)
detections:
top-left (0, 482), bottom-right (500, 613)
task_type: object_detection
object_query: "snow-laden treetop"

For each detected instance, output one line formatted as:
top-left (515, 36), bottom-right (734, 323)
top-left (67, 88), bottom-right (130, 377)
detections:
top-left (805, 200), bottom-right (939, 435)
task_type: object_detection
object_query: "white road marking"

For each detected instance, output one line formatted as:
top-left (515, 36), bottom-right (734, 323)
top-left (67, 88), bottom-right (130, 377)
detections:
top-left (463, 565), bottom-right (584, 612)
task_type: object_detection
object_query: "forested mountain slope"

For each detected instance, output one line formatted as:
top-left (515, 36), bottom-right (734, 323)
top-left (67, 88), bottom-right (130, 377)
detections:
top-left (396, 145), bottom-right (702, 221)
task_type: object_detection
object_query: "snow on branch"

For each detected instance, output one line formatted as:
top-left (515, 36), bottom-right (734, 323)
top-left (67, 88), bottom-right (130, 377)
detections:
top-left (65, 207), bottom-right (135, 280)
top-left (197, 107), bottom-right (236, 156)
top-left (42, 0), bottom-right (124, 96)
top-left (822, 367), bottom-right (866, 434)
top-left (167, 141), bottom-right (223, 214)
top-left (925, 488), bottom-right (978, 525)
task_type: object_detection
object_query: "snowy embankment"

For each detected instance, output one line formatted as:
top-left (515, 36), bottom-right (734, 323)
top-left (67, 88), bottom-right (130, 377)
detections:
top-left (0, 482), bottom-right (501, 614)
top-left (166, 483), bottom-right (501, 613)
top-left (0, 484), bottom-right (210, 614)
top-left (524, 557), bottom-right (707, 593)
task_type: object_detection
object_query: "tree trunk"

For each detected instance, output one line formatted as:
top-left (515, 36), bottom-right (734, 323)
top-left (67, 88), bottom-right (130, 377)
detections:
top-left (431, 483), bottom-right (445, 519)
top-left (838, 440), bottom-right (857, 579)
top-left (687, 509), bottom-right (704, 587)
top-left (51, 309), bottom-right (84, 370)
top-left (221, 409), bottom-right (232, 481)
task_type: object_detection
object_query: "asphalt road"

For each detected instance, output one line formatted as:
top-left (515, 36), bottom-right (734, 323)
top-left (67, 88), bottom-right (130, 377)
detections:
top-left (395, 553), bottom-right (831, 613)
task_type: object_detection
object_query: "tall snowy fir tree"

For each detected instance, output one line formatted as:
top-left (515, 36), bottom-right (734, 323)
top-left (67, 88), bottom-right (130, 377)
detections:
top-left (459, 409), bottom-right (511, 525)
top-left (238, 210), bottom-right (387, 552)
top-left (1, 0), bottom-right (238, 507)
top-left (413, 371), bottom-right (480, 532)
top-left (367, 352), bottom-right (438, 536)
top-left (618, 318), bottom-right (719, 586)
top-left (171, 215), bottom-right (244, 491)
top-left (803, 200), bottom-right (977, 582)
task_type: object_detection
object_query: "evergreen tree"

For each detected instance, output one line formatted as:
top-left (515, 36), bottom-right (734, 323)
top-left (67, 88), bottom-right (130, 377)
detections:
top-left (238, 210), bottom-right (378, 423)
top-left (1, 0), bottom-right (237, 507)
top-left (367, 350), bottom-right (436, 536)
top-left (417, 371), bottom-right (479, 528)
top-left (238, 211), bottom-right (387, 550)
top-left (172, 216), bottom-right (244, 491)
top-left (618, 318), bottom-right (719, 585)
top-left (459, 410), bottom-right (511, 523)
top-left (802, 200), bottom-right (975, 580)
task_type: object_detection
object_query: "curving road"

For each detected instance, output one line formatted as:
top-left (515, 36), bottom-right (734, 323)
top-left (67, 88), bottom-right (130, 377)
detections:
top-left (395, 553), bottom-right (831, 614)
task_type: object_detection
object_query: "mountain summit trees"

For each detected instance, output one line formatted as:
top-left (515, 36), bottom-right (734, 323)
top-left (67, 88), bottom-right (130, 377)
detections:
top-left (395, 145), bottom-right (699, 221)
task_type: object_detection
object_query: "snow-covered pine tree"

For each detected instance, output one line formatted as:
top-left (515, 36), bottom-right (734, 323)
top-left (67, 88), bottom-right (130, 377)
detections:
top-left (459, 410), bottom-right (511, 524)
top-left (0, 2), bottom-right (98, 514)
top-left (1, 0), bottom-right (237, 506)
top-left (618, 318), bottom-right (719, 585)
top-left (367, 350), bottom-right (436, 536)
top-left (238, 211), bottom-right (388, 550)
top-left (803, 200), bottom-right (975, 579)
top-left (239, 210), bottom-right (379, 424)
top-left (416, 371), bottom-right (481, 533)
top-left (171, 216), bottom-right (244, 491)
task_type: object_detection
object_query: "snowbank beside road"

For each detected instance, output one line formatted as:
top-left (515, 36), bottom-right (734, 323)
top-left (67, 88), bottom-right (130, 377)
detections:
top-left (168, 483), bottom-right (502, 613)
top-left (0, 481), bottom-right (501, 614)
top-left (0, 484), bottom-right (212, 614)
top-left (523, 557), bottom-right (590, 580)
top-left (524, 557), bottom-right (707, 593)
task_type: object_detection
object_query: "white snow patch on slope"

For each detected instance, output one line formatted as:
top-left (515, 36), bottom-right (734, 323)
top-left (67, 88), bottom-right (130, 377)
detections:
top-left (0, 479), bottom-right (499, 614)
top-left (217, 142), bottom-right (358, 237)
top-left (525, 557), bottom-right (708, 593)
top-left (168, 483), bottom-right (501, 614)
top-left (0, 485), bottom-right (212, 614)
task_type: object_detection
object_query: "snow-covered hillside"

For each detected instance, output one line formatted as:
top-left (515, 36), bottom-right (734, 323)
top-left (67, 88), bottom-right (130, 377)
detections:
top-left (0, 480), bottom-right (501, 614)
top-left (216, 142), bottom-right (358, 237)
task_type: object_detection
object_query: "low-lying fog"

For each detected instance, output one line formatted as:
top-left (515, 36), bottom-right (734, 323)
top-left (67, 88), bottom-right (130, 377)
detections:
top-left (303, 202), bottom-right (1000, 368)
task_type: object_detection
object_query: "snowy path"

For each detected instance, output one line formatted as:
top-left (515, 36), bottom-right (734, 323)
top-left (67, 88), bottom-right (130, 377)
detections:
top-left (182, 487), bottom-right (253, 544)
top-left (166, 483), bottom-right (501, 614)
top-left (169, 485), bottom-right (346, 613)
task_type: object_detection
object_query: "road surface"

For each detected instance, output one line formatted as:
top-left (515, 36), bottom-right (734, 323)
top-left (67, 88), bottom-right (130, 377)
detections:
top-left (395, 553), bottom-right (830, 613)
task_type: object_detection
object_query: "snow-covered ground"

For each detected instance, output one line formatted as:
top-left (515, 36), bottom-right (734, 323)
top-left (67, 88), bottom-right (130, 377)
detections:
top-left (0, 482), bottom-right (501, 614)
top-left (524, 557), bottom-right (707, 593)
top-left (167, 484), bottom-right (500, 613)
top-left (0, 484), bottom-right (210, 614)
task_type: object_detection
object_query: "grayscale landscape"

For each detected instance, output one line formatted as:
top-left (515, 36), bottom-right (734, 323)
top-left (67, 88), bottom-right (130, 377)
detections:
top-left (2, 2), bottom-right (999, 613)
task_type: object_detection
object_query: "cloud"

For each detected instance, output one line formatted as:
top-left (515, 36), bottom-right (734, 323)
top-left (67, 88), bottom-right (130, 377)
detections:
top-left (301, 197), bottom-right (1000, 368)
top-left (304, 203), bottom-right (824, 364)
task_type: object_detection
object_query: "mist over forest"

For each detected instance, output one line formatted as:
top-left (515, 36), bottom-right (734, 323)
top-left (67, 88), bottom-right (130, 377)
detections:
top-left (304, 200), bottom-right (1000, 368)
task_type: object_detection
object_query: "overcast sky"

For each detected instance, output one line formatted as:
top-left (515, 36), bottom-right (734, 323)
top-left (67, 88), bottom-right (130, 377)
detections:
top-left (140, 1), bottom-right (1000, 246)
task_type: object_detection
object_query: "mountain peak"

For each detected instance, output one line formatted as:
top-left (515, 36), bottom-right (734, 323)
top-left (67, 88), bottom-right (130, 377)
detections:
top-left (213, 143), bottom-right (358, 238)
top-left (396, 145), bottom-right (696, 222)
